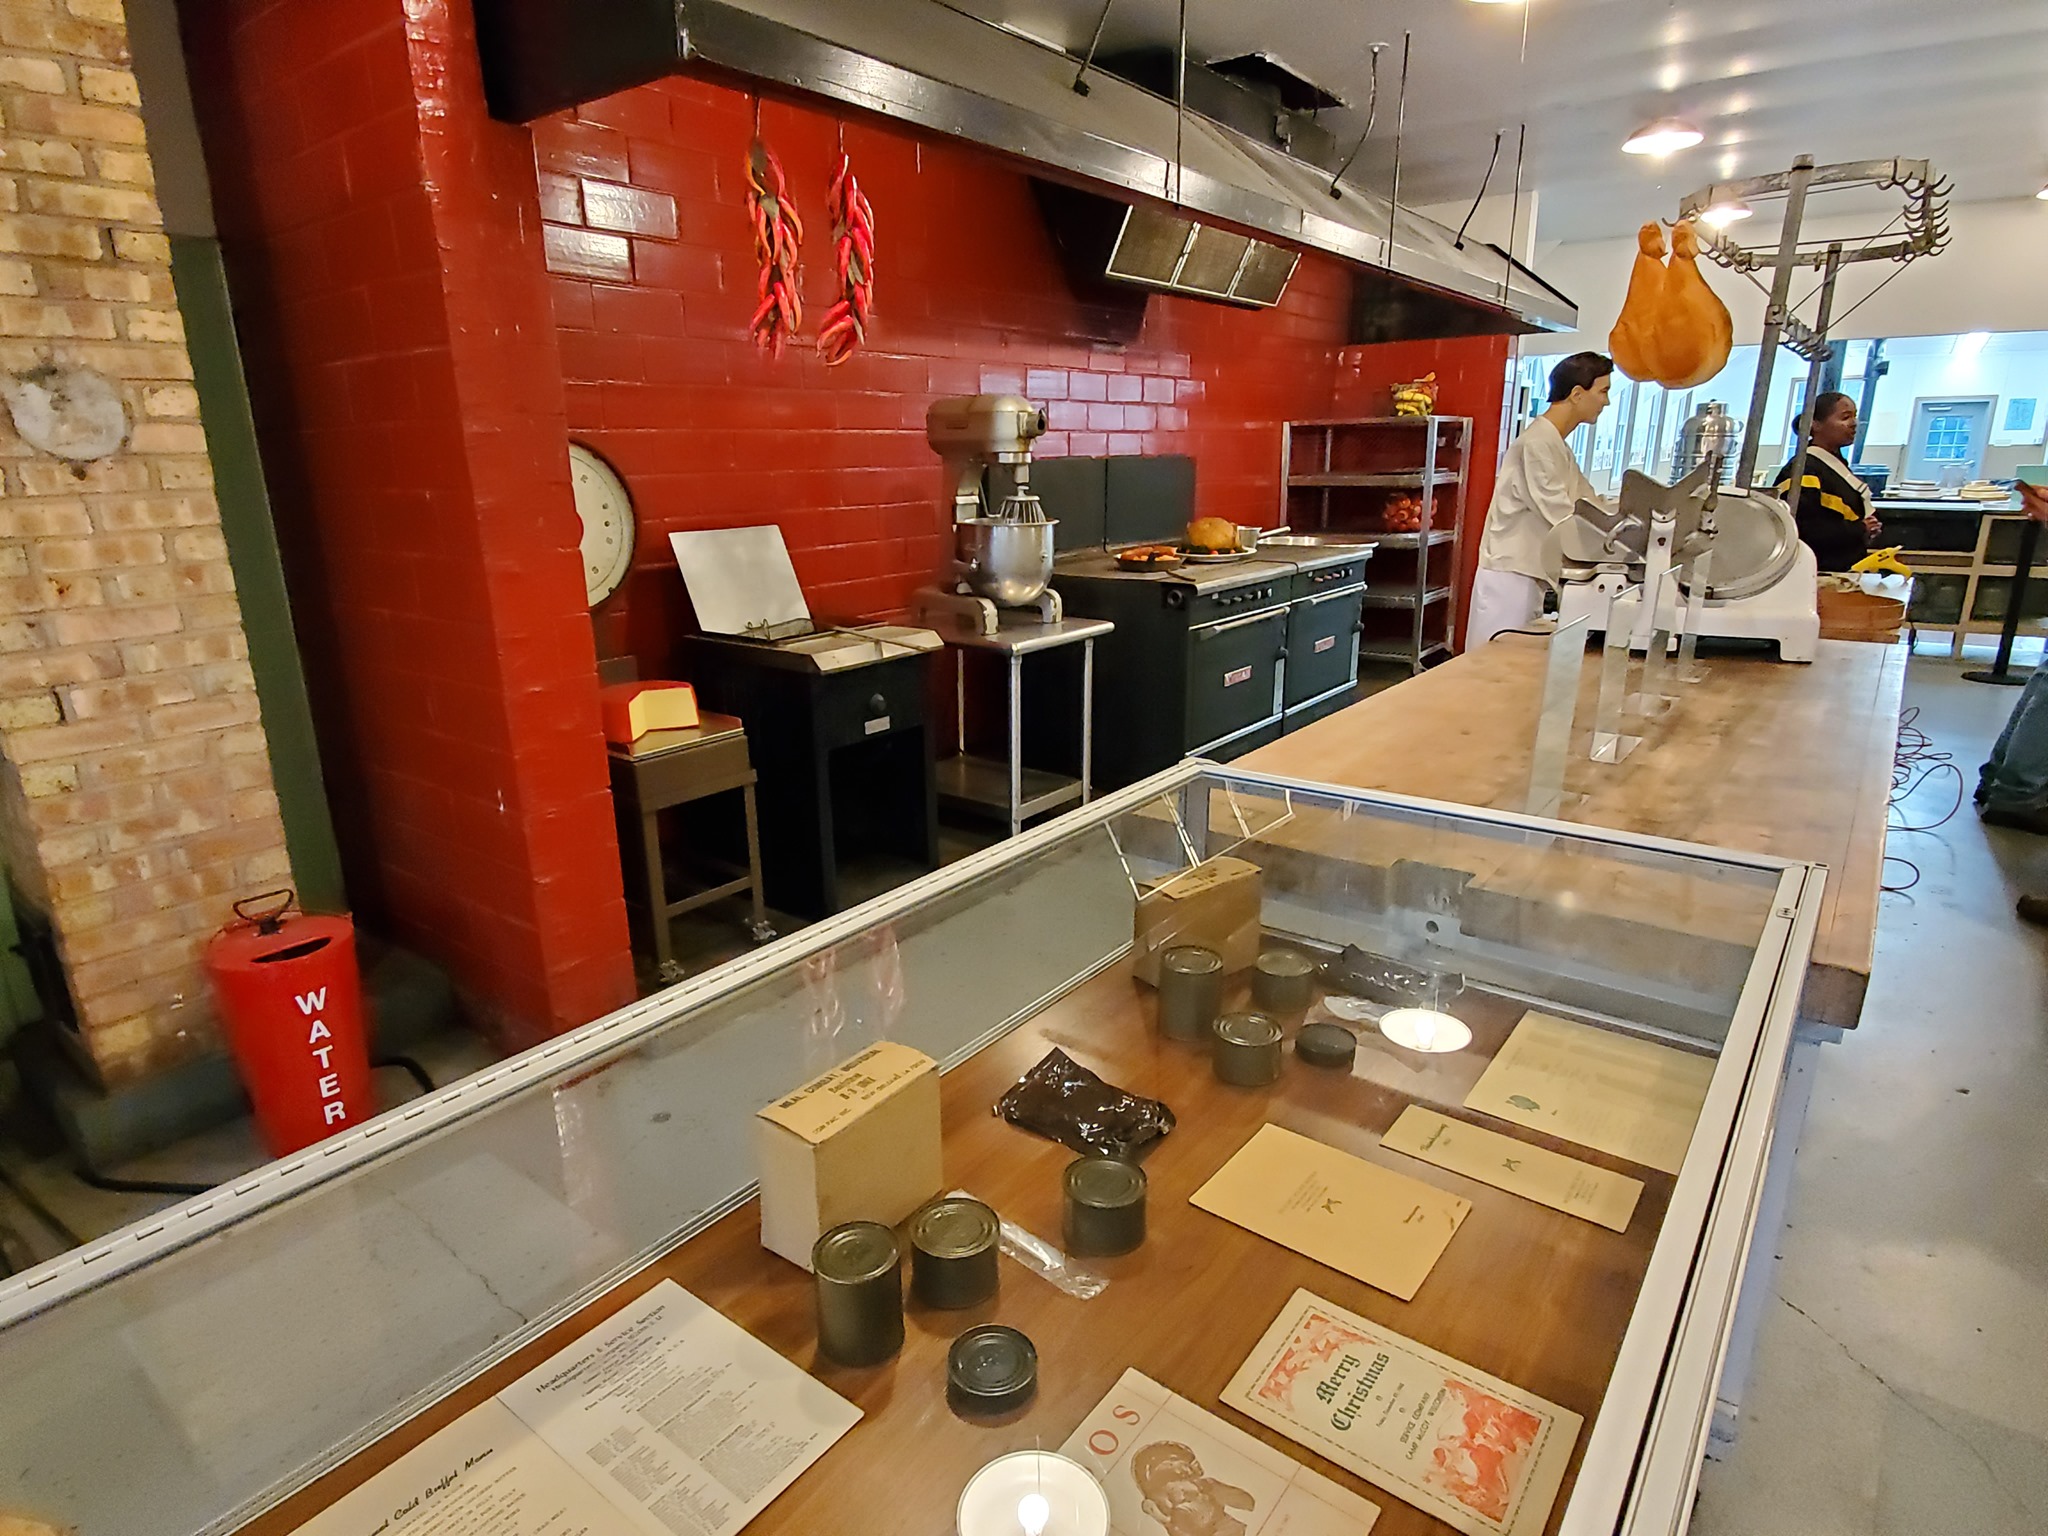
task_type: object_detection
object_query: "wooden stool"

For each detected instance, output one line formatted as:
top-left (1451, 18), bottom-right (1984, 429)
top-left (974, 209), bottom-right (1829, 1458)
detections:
top-left (607, 713), bottom-right (772, 982)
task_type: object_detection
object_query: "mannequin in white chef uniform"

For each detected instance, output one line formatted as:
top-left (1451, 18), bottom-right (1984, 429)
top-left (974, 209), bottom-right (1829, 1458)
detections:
top-left (1467, 351), bottom-right (1615, 647)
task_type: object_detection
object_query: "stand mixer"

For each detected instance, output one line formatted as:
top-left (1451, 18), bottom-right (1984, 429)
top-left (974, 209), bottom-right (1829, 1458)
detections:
top-left (913, 394), bottom-right (1064, 636)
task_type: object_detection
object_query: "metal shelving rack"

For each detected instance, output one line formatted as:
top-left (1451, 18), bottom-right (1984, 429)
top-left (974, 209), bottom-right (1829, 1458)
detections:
top-left (1280, 414), bottom-right (1470, 675)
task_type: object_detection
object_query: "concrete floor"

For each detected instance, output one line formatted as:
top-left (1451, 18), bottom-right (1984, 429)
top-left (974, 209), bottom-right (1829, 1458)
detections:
top-left (1691, 651), bottom-right (2048, 1535)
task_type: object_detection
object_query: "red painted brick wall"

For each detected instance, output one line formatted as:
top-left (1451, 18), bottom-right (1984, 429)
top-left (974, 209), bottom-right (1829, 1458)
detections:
top-left (185, 0), bottom-right (634, 1042)
top-left (1334, 336), bottom-right (1512, 650)
top-left (530, 80), bottom-right (1358, 665)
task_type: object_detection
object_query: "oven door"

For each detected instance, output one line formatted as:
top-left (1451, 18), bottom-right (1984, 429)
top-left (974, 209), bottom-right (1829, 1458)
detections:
top-left (1186, 605), bottom-right (1287, 752)
top-left (1284, 585), bottom-right (1364, 707)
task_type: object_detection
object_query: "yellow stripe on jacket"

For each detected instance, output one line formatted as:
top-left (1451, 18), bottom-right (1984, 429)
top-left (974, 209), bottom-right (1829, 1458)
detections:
top-left (1773, 472), bottom-right (1861, 521)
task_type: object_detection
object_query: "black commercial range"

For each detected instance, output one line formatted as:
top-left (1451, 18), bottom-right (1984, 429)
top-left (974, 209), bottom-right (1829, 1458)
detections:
top-left (1025, 455), bottom-right (1371, 790)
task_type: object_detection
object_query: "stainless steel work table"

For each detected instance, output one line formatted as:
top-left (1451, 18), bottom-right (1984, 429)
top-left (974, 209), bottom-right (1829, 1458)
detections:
top-left (935, 613), bottom-right (1114, 836)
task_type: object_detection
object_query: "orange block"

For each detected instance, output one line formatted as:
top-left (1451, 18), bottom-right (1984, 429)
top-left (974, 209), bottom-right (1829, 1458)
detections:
top-left (600, 681), bottom-right (699, 743)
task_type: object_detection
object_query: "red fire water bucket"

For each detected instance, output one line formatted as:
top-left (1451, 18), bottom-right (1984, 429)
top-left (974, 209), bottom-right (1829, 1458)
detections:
top-left (203, 891), bottom-right (371, 1157)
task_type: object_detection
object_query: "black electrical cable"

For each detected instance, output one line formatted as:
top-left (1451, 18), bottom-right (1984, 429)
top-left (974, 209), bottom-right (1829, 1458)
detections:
top-left (1453, 130), bottom-right (1504, 250)
top-left (64, 1058), bottom-right (435, 1205)
top-left (377, 1054), bottom-right (436, 1097)
top-left (1888, 704), bottom-right (1965, 833)
top-left (75, 1166), bottom-right (213, 1198)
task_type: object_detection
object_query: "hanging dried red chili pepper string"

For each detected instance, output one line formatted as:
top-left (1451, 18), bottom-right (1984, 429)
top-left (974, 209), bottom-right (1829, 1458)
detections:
top-left (818, 123), bottom-right (874, 367)
top-left (744, 97), bottom-right (804, 360)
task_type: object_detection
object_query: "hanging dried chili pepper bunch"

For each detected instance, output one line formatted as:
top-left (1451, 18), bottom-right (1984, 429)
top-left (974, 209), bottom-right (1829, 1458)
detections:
top-left (817, 152), bottom-right (875, 367)
top-left (745, 138), bottom-right (803, 359)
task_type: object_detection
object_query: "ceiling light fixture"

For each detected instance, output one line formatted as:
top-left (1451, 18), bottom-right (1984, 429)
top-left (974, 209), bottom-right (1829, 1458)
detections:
top-left (1699, 201), bottom-right (1753, 228)
top-left (2037, 182), bottom-right (2048, 201)
top-left (1956, 331), bottom-right (1990, 357)
top-left (1623, 117), bottom-right (1704, 157)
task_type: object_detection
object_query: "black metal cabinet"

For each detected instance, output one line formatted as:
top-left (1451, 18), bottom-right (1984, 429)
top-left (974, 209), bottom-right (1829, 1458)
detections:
top-left (681, 638), bottom-right (938, 919)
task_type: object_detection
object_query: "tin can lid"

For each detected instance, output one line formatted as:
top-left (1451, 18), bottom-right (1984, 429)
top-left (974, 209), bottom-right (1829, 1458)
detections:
top-left (812, 1221), bottom-right (899, 1283)
top-left (1064, 1155), bottom-right (1146, 1210)
top-left (1160, 944), bottom-right (1223, 976)
top-left (947, 1324), bottom-right (1039, 1413)
top-left (1214, 1011), bottom-right (1283, 1047)
top-left (910, 1197), bottom-right (1000, 1258)
top-left (1256, 948), bottom-right (1316, 979)
top-left (1295, 1021), bottom-right (1359, 1069)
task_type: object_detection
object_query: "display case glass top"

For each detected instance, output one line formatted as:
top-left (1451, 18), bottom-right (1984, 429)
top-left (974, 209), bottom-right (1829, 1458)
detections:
top-left (0, 764), bottom-right (1818, 1536)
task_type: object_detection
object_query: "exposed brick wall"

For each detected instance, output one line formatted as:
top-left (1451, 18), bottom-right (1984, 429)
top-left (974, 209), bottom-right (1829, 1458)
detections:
top-left (0, 0), bottom-right (292, 1085)
top-left (185, 0), bottom-right (635, 1044)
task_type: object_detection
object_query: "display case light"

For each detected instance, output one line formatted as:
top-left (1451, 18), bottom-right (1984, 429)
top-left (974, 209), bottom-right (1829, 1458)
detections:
top-left (1379, 1007), bottom-right (1474, 1053)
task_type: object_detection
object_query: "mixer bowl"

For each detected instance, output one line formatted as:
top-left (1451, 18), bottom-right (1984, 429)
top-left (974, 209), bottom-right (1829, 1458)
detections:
top-left (956, 518), bottom-right (1056, 605)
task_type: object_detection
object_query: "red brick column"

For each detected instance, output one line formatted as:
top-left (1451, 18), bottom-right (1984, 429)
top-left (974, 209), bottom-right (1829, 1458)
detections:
top-left (187, 0), bottom-right (634, 1042)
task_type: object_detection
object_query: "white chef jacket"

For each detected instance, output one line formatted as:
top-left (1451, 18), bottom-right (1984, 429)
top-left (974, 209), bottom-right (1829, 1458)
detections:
top-left (1478, 416), bottom-right (1599, 581)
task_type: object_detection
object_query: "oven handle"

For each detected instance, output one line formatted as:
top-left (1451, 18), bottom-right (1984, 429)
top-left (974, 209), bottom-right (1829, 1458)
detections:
top-left (1301, 583), bottom-right (1367, 607)
top-left (1192, 606), bottom-right (1288, 636)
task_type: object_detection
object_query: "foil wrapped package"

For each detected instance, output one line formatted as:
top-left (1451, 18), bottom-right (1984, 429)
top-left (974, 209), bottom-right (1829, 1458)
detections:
top-left (995, 1048), bottom-right (1175, 1160)
top-left (1321, 947), bottom-right (1464, 1008)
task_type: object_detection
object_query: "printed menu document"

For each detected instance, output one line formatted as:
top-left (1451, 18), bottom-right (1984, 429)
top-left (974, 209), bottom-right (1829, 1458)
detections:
top-left (1223, 1290), bottom-right (1582, 1536)
top-left (1381, 1106), bottom-right (1645, 1233)
top-left (1190, 1123), bottom-right (1470, 1301)
top-left (293, 1281), bottom-right (859, 1536)
top-left (1462, 1010), bottom-right (1714, 1175)
top-left (1062, 1368), bottom-right (1380, 1536)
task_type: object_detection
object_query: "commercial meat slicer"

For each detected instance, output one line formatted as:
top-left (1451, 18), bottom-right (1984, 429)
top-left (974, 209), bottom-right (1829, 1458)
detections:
top-left (1546, 456), bottom-right (1819, 663)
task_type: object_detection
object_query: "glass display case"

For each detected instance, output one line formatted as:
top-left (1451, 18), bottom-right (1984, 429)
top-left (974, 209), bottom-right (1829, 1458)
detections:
top-left (0, 763), bottom-right (1820, 1536)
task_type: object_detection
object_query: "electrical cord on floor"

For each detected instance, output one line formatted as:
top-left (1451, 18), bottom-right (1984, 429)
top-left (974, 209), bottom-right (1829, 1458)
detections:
top-left (1882, 853), bottom-right (1923, 895)
top-left (63, 1058), bottom-right (438, 1204)
top-left (377, 1054), bottom-right (435, 1097)
top-left (1889, 705), bottom-right (1966, 835)
top-left (75, 1166), bottom-right (214, 1198)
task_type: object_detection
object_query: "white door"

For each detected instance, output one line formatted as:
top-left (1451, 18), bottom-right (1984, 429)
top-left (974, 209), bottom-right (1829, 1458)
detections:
top-left (1905, 397), bottom-right (1994, 483)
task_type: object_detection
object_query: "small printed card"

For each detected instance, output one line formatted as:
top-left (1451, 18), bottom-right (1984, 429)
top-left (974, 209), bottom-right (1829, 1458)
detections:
top-left (1381, 1106), bottom-right (1644, 1232)
top-left (1062, 1368), bottom-right (1379, 1536)
top-left (1463, 1010), bottom-right (1714, 1174)
top-left (1189, 1124), bottom-right (1469, 1301)
top-left (1223, 1290), bottom-right (1582, 1536)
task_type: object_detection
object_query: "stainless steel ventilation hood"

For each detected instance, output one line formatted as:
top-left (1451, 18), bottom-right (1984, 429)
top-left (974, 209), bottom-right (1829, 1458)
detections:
top-left (475, 0), bottom-right (1578, 336)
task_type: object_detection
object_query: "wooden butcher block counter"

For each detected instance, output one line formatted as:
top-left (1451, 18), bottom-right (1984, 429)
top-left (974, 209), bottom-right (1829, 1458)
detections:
top-left (1242, 635), bottom-right (1906, 1031)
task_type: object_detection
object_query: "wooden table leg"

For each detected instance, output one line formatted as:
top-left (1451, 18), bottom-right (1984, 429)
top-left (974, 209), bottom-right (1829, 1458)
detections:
top-left (741, 781), bottom-right (773, 942)
top-left (642, 809), bottom-right (674, 979)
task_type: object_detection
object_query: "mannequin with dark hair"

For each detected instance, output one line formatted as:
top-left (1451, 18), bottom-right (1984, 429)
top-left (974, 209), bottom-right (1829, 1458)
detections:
top-left (1469, 352), bottom-right (1616, 645)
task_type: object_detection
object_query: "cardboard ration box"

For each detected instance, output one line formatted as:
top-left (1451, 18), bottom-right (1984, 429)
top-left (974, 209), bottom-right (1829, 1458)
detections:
top-left (755, 1040), bottom-right (943, 1269)
top-left (1132, 854), bottom-right (1264, 986)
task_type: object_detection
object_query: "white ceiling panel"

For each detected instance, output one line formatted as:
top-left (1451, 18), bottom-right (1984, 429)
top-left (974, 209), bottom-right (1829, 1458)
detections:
top-left (946, 0), bottom-right (2048, 239)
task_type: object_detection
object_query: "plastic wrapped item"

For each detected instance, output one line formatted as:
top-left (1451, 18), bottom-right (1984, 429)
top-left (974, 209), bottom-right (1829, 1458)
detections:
top-left (945, 1188), bottom-right (1107, 1301)
top-left (994, 1048), bottom-right (1175, 1160)
top-left (1320, 947), bottom-right (1463, 1008)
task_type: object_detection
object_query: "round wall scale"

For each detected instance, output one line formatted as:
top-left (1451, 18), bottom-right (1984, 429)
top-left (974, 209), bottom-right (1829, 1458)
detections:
top-left (570, 442), bottom-right (635, 606)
